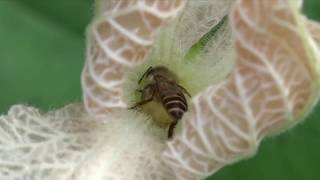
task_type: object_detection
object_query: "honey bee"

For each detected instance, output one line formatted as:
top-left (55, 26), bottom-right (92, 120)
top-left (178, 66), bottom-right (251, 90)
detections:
top-left (130, 66), bottom-right (190, 139)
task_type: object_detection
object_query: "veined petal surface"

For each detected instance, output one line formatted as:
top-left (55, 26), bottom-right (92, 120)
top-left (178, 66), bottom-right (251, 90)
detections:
top-left (0, 104), bottom-right (94, 179)
top-left (163, 1), bottom-right (320, 179)
top-left (82, 0), bottom-right (186, 119)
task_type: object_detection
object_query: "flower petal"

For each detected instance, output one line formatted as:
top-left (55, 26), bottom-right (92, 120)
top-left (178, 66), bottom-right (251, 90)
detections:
top-left (172, 0), bottom-right (235, 54)
top-left (0, 104), bottom-right (95, 179)
top-left (306, 18), bottom-right (320, 48)
top-left (0, 104), bottom-right (175, 180)
top-left (82, 0), bottom-right (186, 119)
top-left (163, 0), bottom-right (320, 179)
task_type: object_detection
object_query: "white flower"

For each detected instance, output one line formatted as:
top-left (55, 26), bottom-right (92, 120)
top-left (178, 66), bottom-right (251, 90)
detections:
top-left (1, 0), bottom-right (320, 180)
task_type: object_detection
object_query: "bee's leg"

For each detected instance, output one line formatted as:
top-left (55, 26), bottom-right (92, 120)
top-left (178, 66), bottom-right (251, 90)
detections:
top-left (128, 98), bottom-right (153, 109)
top-left (168, 119), bottom-right (178, 139)
top-left (177, 84), bottom-right (191, 97)
top-left (135, 84), bottom-right (153, 94)
top-left (138, 66), bottom-right (153, 84)
top-left (135, 89), bottom-right (144, 94)
top-left (129, 84), bottom-right (155, 109)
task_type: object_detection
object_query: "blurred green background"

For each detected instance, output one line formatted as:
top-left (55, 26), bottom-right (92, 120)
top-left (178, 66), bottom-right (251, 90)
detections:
top-left (0, 0), bottom-right (319, 180)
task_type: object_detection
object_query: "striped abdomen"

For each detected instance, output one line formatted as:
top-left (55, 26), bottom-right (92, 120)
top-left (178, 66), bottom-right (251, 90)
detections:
top-left (162, 91), bottom-right (188, 120)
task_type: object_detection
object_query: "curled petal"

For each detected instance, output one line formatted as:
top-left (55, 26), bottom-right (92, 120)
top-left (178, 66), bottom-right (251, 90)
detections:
top-left (82, 0), bottom-right (186, 119)
top-left (306, 18), bottom-right (320, 48)
top-left (163, 0), bottom-right (320, 179)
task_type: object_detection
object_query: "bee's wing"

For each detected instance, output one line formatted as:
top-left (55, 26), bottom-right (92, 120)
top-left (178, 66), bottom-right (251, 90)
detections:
top-left (163, 1), bottom-right (319, 179)
top-left (81, 0), bottom-right (186, 119)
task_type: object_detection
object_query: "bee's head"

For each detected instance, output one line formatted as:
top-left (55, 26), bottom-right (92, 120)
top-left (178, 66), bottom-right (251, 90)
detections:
top-left (146, 66), bottom-right (177, 83)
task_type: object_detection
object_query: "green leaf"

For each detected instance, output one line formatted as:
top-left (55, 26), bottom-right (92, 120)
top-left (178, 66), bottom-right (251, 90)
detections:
top-left (303, 0), bottom-right (320, 21)
top-left (0, 0), bottom-right (93, 113)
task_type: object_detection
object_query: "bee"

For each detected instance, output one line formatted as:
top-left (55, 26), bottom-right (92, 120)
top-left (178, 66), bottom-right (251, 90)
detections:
top-left (130, 66), bottom-right (190, 139)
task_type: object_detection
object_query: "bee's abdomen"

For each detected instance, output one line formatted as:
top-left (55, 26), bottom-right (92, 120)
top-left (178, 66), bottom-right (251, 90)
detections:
top-left (162, 92), bottom-right (187, 120)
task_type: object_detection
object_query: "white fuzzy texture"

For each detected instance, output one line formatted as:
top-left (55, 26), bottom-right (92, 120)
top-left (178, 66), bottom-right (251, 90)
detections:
top-left (0, 104), bottom-right (93, 179)
top-left (0, 104), bottom-right (174, 180)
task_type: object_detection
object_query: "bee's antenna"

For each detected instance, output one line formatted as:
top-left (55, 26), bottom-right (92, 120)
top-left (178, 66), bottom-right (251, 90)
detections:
top-left (138, 66), bottom-right (153, 84)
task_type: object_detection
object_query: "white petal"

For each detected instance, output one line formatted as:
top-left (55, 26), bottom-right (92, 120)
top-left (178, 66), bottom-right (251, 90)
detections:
top-left (163, 0), bottom-right (320, 179)
top-left (0, 104), bottom-right (176, 180)
top-left (0, 104), bottom-right (93, 179)
top-left (82, 0), bottom-right (186, 119)
top-left (305, 18), bottom-right (320, 49)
